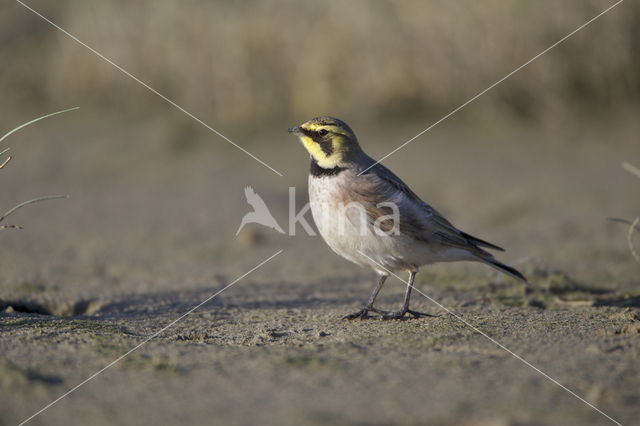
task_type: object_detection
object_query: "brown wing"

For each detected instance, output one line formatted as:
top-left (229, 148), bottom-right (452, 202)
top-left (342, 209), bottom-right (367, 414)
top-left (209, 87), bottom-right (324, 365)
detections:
top-left (355, 160), bottom-right (502, 257)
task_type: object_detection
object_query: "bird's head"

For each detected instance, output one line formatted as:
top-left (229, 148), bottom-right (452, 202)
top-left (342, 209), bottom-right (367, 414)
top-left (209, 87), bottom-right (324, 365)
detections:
top-left (288, 116), bottom-right (361, 168)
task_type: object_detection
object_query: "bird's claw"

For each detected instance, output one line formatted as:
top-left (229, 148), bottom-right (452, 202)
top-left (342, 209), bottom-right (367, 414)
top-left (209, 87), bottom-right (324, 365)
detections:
top-left (343, 308), bottom-right (371, 320)
top-left (381, 309), bottom-right (437, 320)
top-left (343, 306), bottom-right (436, 320)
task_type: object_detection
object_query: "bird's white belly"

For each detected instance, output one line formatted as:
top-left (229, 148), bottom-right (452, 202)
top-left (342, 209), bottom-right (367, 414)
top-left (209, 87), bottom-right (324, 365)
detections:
top-left (308, 175), bottom-right (447, 274)
top-left (309, 180), bottom-right (369, 266)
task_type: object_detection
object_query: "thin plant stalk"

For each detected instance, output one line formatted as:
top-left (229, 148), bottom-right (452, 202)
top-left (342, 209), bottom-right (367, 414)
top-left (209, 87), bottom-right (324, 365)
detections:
top-left (0, 107), bottom-right (78, 229)
top-left (0, 147), bottom-right (10, 170)
top-left (0, 107), bottom-right (79, 145)
top-left (629, 217), bottom-right (640, 265)
top-left (0, 195), bottom-right (69, 225)
top-left (612, 162), bottom-right (640, 265)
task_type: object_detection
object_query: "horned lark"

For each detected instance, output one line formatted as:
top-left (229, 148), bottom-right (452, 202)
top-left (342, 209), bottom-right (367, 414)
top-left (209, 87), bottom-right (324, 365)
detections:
top-left (289, 116), bottom-right (527, 320)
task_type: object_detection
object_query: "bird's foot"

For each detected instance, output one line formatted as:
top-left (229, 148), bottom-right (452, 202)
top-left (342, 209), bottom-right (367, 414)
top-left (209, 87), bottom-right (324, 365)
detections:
top-left (343, 306), bottom-right (391, 320)
top-left (343, 306), bottom-right (436, 320)
top-left (343, 308), bottom-right (372, 320)
top-left (382, 309), bottom-right (437, 320)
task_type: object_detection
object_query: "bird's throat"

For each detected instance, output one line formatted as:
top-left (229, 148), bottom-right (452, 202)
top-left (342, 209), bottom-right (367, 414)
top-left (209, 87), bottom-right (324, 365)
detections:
top-left (310, 157), bottom-right (346, 177)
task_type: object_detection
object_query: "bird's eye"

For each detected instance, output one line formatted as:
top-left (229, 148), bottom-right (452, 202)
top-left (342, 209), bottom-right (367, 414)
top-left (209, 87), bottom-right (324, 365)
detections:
top-left (318, 129), bottom-right (328, 136)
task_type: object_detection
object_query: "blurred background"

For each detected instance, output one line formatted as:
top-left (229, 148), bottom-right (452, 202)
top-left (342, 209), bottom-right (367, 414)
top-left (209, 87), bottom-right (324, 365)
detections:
top-left (1, 1), bottom-right (640, 424)
top-left (1, 0), bottom-right (639, 125)
top-left (0, 0), bottom-right (638, 292)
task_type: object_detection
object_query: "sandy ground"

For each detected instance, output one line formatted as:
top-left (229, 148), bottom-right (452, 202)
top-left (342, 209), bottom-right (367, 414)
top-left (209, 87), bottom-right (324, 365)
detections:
top-left (0, 111), bottom-right (639, 425)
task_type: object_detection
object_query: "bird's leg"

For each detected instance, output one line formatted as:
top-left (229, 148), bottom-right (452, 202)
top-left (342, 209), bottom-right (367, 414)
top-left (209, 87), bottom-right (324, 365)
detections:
top-left (382, 271), bottom-right (435, 320)
top-left (343, 275), bottom-right (387, 320)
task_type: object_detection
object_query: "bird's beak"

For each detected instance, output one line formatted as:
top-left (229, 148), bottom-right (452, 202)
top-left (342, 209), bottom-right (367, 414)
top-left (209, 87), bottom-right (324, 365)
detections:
top-left (288, 126), bottom-right (301, 134)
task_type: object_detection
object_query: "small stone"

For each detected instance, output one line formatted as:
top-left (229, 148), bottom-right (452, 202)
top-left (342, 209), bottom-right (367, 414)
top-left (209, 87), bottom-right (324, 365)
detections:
top-left (236, 228), bottom-right (264, 246)
top-left (585, 344), bottom-right (600, 355)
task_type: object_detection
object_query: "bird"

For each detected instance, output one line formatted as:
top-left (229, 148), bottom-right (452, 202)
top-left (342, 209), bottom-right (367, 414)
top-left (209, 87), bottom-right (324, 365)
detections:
top-left (288, 116), bottom-right (527, 320)
top-left (236, 186), bottom-right (285, 235)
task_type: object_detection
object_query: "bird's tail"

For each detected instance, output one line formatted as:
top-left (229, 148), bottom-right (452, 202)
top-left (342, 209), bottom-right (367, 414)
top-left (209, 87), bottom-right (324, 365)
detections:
top-left (480, 257), bottom-right (528, 284)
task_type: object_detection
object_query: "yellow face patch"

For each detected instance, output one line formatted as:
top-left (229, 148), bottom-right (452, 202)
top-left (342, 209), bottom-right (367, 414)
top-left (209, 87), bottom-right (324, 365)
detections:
top-left (292, 117), bottom-right (359, 169)
top-left (298, 133), bottom-right (343, 168)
